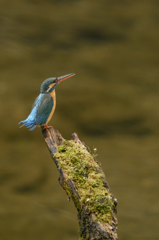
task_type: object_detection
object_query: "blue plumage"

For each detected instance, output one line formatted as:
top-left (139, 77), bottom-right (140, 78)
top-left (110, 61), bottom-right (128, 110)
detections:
top-left (19, 73), bottom-right (75, 131)
top-left (19, 93), bottom-right (53, 131)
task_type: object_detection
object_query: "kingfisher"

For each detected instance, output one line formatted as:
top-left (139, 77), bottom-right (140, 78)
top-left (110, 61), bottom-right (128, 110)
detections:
top-left (19, 73), bottom-right (75, 130)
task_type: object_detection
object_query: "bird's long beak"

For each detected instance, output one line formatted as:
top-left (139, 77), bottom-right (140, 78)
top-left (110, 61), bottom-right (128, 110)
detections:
top-left (56, 73), bottom-right (75, 84)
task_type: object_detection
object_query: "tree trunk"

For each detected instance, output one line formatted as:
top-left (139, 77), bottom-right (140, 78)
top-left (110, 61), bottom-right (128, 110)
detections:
top-left (41, 127), bottom-right (118, 240)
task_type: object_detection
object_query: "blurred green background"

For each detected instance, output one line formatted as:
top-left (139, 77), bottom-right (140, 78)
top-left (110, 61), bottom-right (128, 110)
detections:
top-left (0, 0), bottom-right (159, 239)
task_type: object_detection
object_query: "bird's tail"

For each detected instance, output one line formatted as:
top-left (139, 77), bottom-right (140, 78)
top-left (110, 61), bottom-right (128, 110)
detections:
top-left (19, 123), bottom-right (25, 128)
top-left (19, 119), bottom-right (36, 131)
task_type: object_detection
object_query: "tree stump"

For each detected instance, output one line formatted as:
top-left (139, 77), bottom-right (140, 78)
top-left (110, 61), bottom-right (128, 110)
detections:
top-left (41, 127), bottom-right (118, 240)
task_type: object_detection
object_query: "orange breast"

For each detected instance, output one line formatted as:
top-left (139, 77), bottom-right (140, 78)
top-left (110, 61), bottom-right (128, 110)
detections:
top-left (46, 90), bottom-right (56, 124)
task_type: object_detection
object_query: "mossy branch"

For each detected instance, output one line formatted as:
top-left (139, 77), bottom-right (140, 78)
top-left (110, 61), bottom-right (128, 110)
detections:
top-left (41, 128), bottom-right (118, 240)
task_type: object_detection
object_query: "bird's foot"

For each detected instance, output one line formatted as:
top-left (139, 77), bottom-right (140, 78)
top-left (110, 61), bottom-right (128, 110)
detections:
top-left (42, 125), bottom-right (53, 130)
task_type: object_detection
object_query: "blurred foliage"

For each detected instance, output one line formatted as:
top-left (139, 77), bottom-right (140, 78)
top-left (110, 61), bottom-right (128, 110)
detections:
top-left (0, 0), bottom-right (159, 239)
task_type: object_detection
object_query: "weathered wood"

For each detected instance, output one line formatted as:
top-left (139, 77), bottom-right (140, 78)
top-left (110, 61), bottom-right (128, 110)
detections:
top-left (41, 127), bottom-right (118, 240)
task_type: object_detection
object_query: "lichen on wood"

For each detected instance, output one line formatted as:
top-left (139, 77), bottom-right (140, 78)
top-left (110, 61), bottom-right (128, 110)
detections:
top-left (42, 128), bottom-right (118, 240)
top-left (55, 140), bottom-right (114, 224)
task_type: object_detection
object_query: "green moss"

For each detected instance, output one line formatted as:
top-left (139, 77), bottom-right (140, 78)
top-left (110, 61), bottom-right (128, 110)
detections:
top-left (54, 140), bottom-right (114, 224)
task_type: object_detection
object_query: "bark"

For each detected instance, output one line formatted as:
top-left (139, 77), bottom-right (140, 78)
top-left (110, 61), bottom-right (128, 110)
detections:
top-left (41, 127), bottom-right (118, 240)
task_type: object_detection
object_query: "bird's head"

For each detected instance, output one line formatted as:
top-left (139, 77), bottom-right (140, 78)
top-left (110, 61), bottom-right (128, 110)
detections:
top-left (40, 73), bottom-right (75, 93)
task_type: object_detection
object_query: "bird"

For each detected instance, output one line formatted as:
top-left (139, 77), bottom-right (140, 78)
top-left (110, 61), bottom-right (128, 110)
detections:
top-left (19, 73), bottom-right (75, 131)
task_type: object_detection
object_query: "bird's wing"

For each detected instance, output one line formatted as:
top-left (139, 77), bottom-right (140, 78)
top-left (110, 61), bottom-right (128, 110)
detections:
top-left (34, 93), bottom-right (53, 125)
